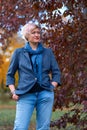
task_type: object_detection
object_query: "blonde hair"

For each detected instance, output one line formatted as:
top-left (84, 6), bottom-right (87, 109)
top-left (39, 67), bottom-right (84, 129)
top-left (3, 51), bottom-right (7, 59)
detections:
top-left (21, 21), bottom-right (41, 41)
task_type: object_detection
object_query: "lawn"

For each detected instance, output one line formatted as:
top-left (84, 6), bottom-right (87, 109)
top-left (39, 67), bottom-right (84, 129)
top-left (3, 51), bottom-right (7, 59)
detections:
top-left (0, 99), bottom-right (68, 130)
top-left (0, 98), bottom-right (86, 130)
top-left (0, 108), bottom-right (66, 128)
top-left (0, 107), bottom-right (78, 130)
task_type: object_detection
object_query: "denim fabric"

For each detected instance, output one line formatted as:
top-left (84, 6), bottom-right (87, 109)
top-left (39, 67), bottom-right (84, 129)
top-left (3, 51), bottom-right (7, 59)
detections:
top-left (13, 90), bottom-right (54, 130)
top-left (6, 47), bottom-right (61, 95)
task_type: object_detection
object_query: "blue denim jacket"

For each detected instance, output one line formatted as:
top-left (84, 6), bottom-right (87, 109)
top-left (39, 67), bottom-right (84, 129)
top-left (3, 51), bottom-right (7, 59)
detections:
top-left (6, 47), bottom-right (61, 95)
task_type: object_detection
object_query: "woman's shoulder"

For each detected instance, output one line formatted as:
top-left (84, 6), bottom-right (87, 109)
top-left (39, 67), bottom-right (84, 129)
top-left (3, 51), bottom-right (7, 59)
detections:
top-left (13, 47), bottom-right (24, 54)
top-left (43, 46), bottom-right (53, 54)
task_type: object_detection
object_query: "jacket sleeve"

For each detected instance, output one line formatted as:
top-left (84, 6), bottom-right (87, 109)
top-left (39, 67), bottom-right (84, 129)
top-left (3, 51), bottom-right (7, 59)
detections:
top-left (6, 49), bottom-right (19, 87)
top-left (50, 49), bottom-right (61, 85)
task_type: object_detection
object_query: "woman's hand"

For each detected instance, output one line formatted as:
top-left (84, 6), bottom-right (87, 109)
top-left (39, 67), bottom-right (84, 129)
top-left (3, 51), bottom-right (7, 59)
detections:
top-left (12, 94), bottom-right (19, 101)
top-left (9, 84), bottom-right (19, 101)
top-left (51, 81), bottom-right (58, 90)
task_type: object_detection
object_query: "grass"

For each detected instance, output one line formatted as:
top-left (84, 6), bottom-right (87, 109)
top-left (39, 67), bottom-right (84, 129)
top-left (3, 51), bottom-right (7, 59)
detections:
top-left (0, 97), bottom-right (86, 130)
top-left (0, 108), bottom-right (65, 125)
top-left (0, 99), bottom-right (67, 130)
top-left (0, 108), bottom-right (67, 130)
top-left (0, 109), bottom-right (15, 126)
top-left (0, 107), bottom-right (85, 130)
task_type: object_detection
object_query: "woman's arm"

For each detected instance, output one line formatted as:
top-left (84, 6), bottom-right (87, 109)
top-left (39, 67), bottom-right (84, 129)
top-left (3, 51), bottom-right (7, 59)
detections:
top-left (50, 49), bottom-right (61, 88)
top-left (6, 49), bottom-right (19, 100)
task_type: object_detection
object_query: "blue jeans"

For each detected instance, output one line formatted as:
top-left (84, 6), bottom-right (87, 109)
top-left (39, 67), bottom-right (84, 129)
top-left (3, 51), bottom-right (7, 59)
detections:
top-left (13, 90), bottom-right (54, 130)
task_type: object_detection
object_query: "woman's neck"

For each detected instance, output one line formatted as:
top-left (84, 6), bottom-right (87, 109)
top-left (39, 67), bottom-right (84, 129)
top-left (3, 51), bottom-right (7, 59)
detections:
top-left (29, 42), bottom-right (38, 50)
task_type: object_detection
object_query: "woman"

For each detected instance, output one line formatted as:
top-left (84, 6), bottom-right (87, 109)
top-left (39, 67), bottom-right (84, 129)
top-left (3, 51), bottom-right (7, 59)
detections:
top-left (6, 21), bottom-right (61, 130)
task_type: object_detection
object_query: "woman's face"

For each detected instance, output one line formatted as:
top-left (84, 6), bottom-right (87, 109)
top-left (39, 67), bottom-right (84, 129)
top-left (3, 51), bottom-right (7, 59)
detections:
top-left (26, 26), bottom-right (41, 44)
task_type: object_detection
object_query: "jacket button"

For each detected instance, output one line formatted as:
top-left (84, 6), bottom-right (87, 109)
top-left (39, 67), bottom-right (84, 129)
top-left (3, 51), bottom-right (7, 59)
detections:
top-left (35, 78), bottom-right (37, 80)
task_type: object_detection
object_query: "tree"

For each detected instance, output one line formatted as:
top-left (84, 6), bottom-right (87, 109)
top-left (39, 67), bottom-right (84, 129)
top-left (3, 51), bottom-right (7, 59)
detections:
top-left (0, 34), bottom-right (24, 91)
top-left (0, 0), bottom-right (87, 129)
